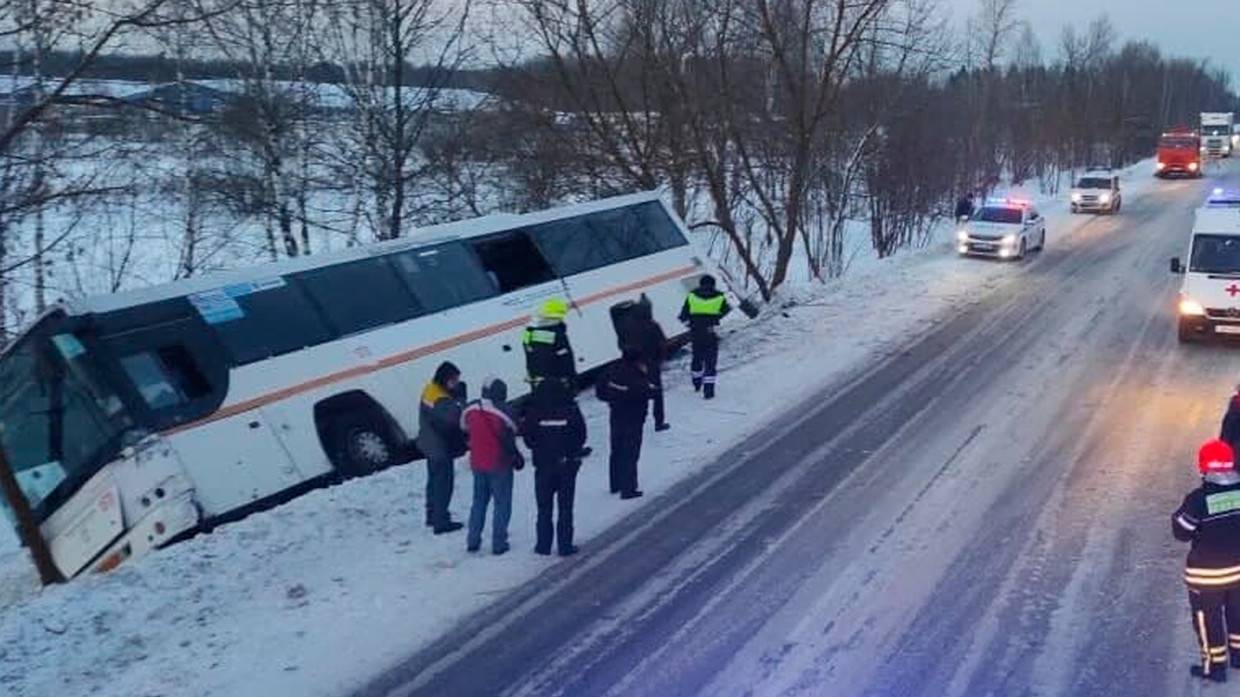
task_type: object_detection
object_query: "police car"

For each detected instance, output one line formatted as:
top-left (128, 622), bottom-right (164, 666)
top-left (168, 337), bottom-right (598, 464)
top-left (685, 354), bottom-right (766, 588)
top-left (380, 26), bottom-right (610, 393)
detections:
top-left (956, 198), bottom-right (1046, 260)
top-left (1171, 189), bottom-right (1240, 342)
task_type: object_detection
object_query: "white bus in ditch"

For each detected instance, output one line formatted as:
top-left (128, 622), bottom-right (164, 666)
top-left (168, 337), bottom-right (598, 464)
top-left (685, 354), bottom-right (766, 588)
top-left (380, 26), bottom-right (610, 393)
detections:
top-left (0, 191), bottom-right (710, 578)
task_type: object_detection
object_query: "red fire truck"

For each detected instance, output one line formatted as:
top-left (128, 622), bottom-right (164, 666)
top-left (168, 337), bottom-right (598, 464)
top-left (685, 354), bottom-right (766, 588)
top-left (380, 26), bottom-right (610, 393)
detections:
top-left (1156, 127), bottom-right (1202, 178)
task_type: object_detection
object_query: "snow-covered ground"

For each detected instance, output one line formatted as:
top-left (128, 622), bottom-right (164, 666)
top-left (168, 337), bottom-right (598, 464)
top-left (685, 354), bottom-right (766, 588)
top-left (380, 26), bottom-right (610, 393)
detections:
top-left (0, 161), bottom-right (1161, 697)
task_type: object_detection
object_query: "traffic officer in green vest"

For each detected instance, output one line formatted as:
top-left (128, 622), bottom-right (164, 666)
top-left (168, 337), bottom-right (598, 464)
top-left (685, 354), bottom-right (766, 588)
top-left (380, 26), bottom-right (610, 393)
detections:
top-left (679, 275), bottom-right (731, 399)
top-left (524, 297), bottom-right (577, 390)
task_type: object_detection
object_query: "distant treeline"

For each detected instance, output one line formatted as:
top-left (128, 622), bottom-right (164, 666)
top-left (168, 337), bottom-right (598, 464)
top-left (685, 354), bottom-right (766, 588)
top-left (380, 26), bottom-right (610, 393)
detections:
top-left (0, 50), bottom-right (501, 91)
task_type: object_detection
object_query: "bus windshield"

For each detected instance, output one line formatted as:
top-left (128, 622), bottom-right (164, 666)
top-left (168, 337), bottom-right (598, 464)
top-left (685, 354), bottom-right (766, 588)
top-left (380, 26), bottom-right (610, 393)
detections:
top-left (0, 326), bottom-right (134, 520)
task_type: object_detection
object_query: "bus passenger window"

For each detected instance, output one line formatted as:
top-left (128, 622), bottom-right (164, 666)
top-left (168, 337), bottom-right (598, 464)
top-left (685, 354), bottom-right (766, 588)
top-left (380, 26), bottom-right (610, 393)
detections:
top-left (296, 257), bottom-right (423, 337)
top-left (470, 232), bottom-right (556, 293)
top-left (391, 243), bottom-right (496, 312)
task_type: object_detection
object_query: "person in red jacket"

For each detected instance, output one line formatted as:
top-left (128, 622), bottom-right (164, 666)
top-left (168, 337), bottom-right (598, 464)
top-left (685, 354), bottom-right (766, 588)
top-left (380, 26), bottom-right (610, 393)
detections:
top-left (461, 378), bottom-right (522, 555)
top-left (1173, 439), bottom-right (1240, 682)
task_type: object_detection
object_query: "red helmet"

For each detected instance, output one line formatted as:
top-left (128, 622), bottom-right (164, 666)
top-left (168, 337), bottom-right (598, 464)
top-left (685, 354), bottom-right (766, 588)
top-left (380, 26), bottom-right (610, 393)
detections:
top-left (1199, 439), bottom-right (1236, 474)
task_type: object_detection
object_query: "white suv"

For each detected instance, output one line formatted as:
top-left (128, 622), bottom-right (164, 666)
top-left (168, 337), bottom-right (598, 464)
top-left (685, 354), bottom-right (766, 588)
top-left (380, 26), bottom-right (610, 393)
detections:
top-left (956, 199), bottom-right (1046, 260)
top-left (1070, 171), bottom-right (1122, 214)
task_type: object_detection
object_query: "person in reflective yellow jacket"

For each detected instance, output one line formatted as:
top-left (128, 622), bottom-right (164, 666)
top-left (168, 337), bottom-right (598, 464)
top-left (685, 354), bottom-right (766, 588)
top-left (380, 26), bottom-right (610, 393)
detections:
top-left (678, 276), bottom-right (731, 399)
top-left (523, 297), bottom-right (577, 389)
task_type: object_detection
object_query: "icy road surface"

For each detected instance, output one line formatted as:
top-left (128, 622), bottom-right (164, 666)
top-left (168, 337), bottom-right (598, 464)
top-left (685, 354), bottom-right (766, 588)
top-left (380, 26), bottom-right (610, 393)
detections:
top-left (365, 170), bottom-right (1238, 697)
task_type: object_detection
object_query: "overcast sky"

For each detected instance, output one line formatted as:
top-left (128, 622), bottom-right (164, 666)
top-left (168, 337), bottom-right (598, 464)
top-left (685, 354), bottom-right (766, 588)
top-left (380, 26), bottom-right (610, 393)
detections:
top-left (947, 0), bottom-right (1240, 83)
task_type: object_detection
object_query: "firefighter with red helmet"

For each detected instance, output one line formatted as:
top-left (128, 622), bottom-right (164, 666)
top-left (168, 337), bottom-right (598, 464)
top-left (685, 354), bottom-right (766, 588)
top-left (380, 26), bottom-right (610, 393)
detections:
top-left (1173, 439), bottom-right (1240, 682)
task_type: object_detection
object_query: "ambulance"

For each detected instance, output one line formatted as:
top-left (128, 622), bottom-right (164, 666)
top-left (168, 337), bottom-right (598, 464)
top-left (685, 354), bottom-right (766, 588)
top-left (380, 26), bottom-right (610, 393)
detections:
top-left (1172, 189), bottom-right (1240, 342)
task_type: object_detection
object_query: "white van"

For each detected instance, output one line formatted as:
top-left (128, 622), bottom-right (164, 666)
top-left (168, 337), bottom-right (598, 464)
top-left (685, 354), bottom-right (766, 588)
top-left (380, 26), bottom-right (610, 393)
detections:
top-left (1171, 194), bottom-right (1240, 342)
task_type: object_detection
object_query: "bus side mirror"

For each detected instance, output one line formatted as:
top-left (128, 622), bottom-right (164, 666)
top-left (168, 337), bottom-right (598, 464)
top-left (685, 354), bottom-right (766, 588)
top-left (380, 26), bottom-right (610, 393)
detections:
top-left (1170, 257), bottom-right (1183, 274)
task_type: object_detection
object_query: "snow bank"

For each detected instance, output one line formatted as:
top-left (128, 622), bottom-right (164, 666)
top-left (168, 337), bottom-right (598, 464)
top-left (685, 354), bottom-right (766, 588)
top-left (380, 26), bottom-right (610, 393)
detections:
top-left (0, 161), bottom-right (1161, 697)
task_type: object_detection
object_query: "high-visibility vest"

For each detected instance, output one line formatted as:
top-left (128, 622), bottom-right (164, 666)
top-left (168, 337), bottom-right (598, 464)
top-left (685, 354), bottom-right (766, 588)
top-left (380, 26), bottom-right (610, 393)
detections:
top-left (686, 292), bottom-right (725, 316)
top-left (523, 328), bottom-right (557, 346)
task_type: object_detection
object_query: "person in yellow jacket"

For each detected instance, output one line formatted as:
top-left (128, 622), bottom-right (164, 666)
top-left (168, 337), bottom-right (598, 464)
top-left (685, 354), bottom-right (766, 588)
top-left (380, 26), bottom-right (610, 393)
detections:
top-left (679, 276), bottom-right (731, 399)
top-left (523, 297), bottom-right (577, 389)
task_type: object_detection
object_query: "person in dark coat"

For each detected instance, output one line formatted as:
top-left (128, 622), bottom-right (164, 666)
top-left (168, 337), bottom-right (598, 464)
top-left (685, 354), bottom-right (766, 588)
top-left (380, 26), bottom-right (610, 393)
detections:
top-left (954, 193), bottom-right (975, 220)
top-left (1173, 439), bottom-right (1240, 682)
top-left (679, 275), bottom-right (731, 400)
top-left (417, 361), bottom-right (466, 534)
top-left (619, 296), bottom-right (670, 431)
top-left (522, 380), bottom-right (588, 556)
top-left (1220, 386), bottom-right (1240, 452)
top-left (596, 350), bottom-right (656, 499)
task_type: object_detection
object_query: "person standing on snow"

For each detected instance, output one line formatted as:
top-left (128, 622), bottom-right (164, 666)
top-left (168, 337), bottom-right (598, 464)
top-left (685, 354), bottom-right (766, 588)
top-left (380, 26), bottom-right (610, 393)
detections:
top-left (461, 377), bottom-right (522, 555)
top-left (1173, 439), bottom-right (1240, 682)
top-left (954, 192), bottom-right (975, 220)
top-left (1220, 386), bottom-right (1240, 452)
top-left (597, 349), bottom-right (656, 499)
top-left (417, 361), bottom-right (467, 534)
top-left (523, 297), bottom-right (577, 390)
top-left (521, 379), bottom-right (588, 556)
top-left (679, 275), bottom-right (731, 400)
top-left (619, 296), bottom-right (671, 432)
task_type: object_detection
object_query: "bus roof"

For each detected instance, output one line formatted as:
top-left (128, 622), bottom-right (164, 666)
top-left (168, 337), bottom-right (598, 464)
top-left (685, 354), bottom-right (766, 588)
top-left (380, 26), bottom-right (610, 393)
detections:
top-left (63, 190), bottom-right (670, 317)
top-left (1193, 208), bottom-right (1240, 236)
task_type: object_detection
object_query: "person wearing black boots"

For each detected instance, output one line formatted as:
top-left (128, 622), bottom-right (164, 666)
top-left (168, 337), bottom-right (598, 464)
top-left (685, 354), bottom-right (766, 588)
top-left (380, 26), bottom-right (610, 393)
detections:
top-left (522, 380), bottom-right (588, 556)
top-left (597, 350), bottom-right (656, 499)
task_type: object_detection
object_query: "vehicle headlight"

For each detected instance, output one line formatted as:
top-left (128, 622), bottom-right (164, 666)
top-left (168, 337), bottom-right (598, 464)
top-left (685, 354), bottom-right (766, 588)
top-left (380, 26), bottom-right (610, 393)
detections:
top-left (1156, 161), bottom-right (1166, 170)
top-left (1071, 192), bottom-right (1082, 202)
top-left (1002, 234), bottom-right (1018, 245)
top-left (1190, 162), bottom-right (1200, 171)
top-left (1099, 192), bottom-right (1112, 203)
top-left (956, 230), bottom-right (968, 243)
top-left (1179, 298), bottom-right (1207, 316)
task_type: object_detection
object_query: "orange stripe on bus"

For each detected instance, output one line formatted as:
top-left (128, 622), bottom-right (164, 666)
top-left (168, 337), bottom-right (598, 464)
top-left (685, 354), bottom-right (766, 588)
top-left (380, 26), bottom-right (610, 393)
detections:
top-left (164, 264), bottom-right (699, 435)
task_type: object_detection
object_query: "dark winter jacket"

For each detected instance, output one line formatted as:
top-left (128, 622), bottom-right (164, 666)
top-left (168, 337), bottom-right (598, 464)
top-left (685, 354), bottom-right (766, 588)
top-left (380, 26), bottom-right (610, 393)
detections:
top-left (1173, 471), bottom-right (1240, 589)
top-left (523, 320), bottom-right (577, 385)
top-left (417, 378), bottom-right (466, 460)
top-left (954, 196), bottom-right (975, 220)
top-left (1220, 396), bottom-right (1240, 452)
top-left (619, 302), bottom-right (667, 368)
top-left (461, 378), bottom-right (522, 473)
top-left (521, 381), bottom-right (588, 471)
top-left (596, 359), bottom-right (656, 420)
top-left (679, 287), bottom-right (732, 338)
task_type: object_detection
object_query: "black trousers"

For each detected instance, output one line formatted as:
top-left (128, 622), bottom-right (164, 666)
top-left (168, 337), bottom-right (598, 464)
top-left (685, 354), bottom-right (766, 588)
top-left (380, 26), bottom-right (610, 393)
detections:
top-left (535, 462), bottom-right (579, 553)
top-left (1189, 585), bottom-right (1240, 675)
top-left (608, 411), bottom-right (645, 494)
top-left (691, 333), bottom-right (719, 398)
top-left (425, 456), bottom-right (455, 528)
top-left (648, 365), bottom-right (666, 427)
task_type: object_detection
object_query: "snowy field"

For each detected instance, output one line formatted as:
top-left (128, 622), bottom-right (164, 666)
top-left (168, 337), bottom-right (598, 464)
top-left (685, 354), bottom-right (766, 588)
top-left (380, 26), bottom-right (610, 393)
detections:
top-left (0, 160), bottom-right (1162, 697)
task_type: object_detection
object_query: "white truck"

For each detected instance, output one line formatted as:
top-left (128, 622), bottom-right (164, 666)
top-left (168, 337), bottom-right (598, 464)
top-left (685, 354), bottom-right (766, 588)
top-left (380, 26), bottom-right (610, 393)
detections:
top-left (1201, 112), bottom-right (1235, 158)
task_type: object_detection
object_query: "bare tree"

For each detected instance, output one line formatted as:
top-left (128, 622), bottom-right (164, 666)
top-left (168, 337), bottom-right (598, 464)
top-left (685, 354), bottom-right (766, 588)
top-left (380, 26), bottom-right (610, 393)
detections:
top-left (969, 0), bottom-right (1022, 70)
top-left (318, 0), bottom-right (473, 242)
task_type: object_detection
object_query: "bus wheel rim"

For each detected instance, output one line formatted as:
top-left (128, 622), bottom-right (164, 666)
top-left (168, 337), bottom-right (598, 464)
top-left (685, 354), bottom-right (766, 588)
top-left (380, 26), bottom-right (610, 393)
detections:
top-left (349, 430), bottom-right (389, 464)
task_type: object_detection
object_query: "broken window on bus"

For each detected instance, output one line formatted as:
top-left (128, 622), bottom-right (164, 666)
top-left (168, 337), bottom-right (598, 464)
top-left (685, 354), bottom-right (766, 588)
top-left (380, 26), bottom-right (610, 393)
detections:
top-left (391, 242), bottom-right (496, 312)
top-left (470, 232), bottom-right (557, 293)
top-left (297, 257), bottom-right (423, 337)
top-left (530, 201), bottom-right (689, 277)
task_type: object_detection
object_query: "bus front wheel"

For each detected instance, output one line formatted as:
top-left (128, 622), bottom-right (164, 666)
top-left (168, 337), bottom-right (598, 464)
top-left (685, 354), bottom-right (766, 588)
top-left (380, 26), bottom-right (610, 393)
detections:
top-left (329, 415), bottom-right (397, 477)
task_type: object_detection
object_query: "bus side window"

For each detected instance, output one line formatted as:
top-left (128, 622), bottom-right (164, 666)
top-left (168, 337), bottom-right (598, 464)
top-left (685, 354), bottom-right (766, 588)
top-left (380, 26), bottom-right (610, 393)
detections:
top-left (469, 232), bottom-right (557, 293)
top-left (390, 243), bottom-right (497, 313)
top-left (531, 201), bottom-right (690, 277)
top-left (295, 257), bottom-right (423, 337)
top-left (119, 346), bottom-right (210, 410)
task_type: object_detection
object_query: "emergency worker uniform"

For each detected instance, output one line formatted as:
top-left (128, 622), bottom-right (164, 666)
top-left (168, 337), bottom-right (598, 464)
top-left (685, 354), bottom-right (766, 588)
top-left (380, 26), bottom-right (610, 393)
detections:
top-left (1174, 439), bottom-right (1240, 682)
top-left (679, 276), bottom-right (731, 399)
top-left (524, 298), bottom-right (576, 389)
top-left (596, 352), bottom-right (656, 498)
top-left (521, 380), bottom-right (588, 556)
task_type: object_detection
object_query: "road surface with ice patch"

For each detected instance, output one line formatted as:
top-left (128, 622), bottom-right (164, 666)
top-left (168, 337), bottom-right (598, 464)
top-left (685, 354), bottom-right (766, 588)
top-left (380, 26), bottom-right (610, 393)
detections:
top-left (362, 167), bottom-right (1236, 697)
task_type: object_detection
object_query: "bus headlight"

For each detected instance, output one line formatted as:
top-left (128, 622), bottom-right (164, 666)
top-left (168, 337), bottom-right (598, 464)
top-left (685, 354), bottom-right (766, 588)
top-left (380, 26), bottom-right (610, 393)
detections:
top-left (1179, 298), bottom-right (1206, 316)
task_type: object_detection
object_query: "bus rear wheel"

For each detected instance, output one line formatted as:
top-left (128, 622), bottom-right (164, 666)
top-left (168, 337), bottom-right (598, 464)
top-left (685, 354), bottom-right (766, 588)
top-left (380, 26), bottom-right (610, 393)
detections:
top-left (329, 415), bottom-right (397, 477)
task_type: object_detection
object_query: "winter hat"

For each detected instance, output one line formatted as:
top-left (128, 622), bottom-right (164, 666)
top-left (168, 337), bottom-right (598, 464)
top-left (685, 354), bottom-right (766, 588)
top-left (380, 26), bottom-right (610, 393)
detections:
top-left (480, 376), bottom-right (507, 403)
top-left (1198, 439), bottom-right (1235, 474)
